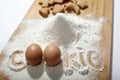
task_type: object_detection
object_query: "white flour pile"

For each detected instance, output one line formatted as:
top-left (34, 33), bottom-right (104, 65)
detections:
top-left (0, 13), bottom-right (104, 80)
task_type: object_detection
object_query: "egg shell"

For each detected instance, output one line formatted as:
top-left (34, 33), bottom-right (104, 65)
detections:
top-left (25, 43), bottom-right (43, 66)
top-left (44, 43), bottom-right (61, 66)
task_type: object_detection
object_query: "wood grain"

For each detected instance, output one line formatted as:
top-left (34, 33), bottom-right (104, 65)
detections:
top-left (0, 0), bottom-right (113, 80)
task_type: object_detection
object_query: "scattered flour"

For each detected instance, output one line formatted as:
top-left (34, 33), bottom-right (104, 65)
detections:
top-left (0, 13), bottom-right (104, 80)
top-left (8, 50), bottom-right (27, 72)
top-left (79, 66), bottom-right (89, 75)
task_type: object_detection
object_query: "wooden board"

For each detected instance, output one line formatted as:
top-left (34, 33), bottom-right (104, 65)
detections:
top-left (0, 0), bottom-right (113, 80)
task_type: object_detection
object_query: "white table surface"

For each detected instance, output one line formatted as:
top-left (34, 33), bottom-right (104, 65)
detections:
top-left (0, 0), bottom-right (119, 80)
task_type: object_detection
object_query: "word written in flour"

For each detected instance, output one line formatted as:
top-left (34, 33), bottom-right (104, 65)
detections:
top-left (64, 47), bottom-right (104, 76)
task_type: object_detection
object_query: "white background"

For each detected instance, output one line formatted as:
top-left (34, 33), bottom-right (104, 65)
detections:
top-left (0, 0), bottom-right (119, 80)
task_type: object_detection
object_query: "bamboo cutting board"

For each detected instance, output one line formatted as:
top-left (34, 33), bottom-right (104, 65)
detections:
top-left (0, 0), bottom-right (113, 80)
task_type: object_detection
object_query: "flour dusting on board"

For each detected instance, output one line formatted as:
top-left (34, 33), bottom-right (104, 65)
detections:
top-left (0, 13), bottom-right (104, 80)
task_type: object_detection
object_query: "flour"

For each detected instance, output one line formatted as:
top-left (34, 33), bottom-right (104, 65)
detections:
top-left (79, 66), bottom-right (89, 75)
top-left (8, 50), bottom-right (27, 72)
top-left (0, 13), bottom-right (104, 80)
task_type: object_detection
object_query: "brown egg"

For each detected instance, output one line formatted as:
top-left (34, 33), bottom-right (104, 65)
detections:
top-left (44, 43), bottom-right (61, 66)
top-left (25, 43), bottom-right (42, 66)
